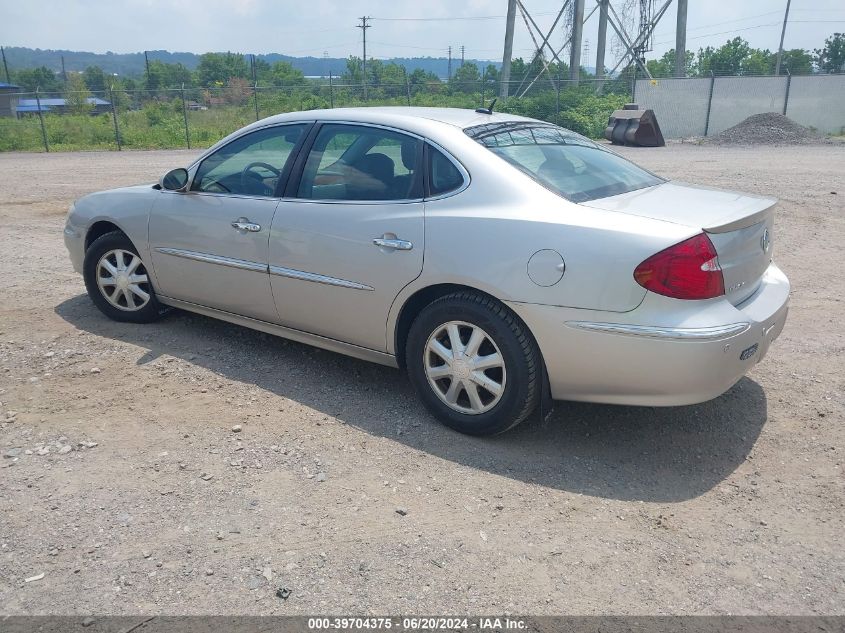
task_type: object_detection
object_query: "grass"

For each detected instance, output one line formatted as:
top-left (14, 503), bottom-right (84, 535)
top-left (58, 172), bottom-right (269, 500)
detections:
top-left (0, 89), bottom-right (628, 153)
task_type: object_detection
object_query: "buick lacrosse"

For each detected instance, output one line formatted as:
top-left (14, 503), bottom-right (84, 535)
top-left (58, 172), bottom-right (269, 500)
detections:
top-left (64, 107), bottom-right (789, 435)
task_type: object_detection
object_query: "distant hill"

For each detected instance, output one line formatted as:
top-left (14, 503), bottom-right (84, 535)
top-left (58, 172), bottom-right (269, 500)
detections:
top-left (2, 47), bottom-right (502, 80)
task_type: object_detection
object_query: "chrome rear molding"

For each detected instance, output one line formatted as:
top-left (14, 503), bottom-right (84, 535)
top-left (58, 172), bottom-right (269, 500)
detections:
top-left (565, 321), bottom-right (750, 340)
top-left (269, 265), bottom-right (374, 291)
top-left (155, 248), bottom-right (267, 273)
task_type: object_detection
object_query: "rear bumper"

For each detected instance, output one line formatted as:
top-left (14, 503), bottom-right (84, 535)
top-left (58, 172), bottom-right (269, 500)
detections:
top-left (507, 263), bottom-right (789, 406)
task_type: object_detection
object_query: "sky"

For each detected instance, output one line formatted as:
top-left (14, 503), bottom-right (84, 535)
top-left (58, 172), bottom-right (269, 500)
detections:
top-left (1, 0), bottom-right (844, 65)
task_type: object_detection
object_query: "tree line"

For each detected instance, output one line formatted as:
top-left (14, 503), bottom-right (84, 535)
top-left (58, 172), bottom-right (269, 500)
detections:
top-left (646, 33), bottom-right (844, 77)
top-left (6, 33), bottom-right (844, 100)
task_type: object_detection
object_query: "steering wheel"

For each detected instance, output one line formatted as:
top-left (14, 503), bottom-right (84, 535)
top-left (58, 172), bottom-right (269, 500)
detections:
top-left (240, 162), bottom-right (281, 195)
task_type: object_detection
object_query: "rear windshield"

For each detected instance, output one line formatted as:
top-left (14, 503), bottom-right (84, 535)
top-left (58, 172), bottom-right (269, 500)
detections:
top-left (465, 122), bottom-right (663, 203)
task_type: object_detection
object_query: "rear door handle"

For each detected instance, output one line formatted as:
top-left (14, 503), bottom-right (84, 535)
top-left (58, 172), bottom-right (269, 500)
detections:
top-left (231, 218), bottom-right (261, 232)
top-left (373, 237), bottom-right (413, 251)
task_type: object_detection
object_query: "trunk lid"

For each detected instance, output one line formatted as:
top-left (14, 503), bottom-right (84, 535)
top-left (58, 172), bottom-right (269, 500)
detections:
top-left (582, 181), bottom-right (776, 305)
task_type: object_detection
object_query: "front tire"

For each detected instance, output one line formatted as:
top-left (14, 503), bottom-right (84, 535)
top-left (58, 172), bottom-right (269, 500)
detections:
top-left (83, 231), bottom-right (162, 324)
top-left (406, 291), bottom-right (541, 436)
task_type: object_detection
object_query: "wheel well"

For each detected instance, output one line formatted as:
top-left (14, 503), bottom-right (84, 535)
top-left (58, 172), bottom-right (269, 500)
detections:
top-left (394, 283), bottom-right (503, 369)
top-left (85, 221), bottom-right (125, 251)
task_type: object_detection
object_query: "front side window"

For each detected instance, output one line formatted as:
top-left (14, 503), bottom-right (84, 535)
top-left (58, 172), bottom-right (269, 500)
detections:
top-left (192, 124), bottom-right (307, 197)
top-left (297, 124), bottom-right (422, 201)
top-left (465, 122), bottom-right (662, 203)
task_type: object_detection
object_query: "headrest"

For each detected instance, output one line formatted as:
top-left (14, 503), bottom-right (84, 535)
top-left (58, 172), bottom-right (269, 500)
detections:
top-left (400, 141), bottom-right (418, 171)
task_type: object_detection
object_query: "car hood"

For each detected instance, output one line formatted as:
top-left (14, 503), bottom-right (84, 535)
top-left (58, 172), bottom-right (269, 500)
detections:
top-left (580, 181), bottom-right (776, 232)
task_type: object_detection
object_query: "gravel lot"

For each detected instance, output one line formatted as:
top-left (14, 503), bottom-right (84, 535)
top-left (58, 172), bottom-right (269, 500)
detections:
top-left (0, 143), bottom-right (843, 616)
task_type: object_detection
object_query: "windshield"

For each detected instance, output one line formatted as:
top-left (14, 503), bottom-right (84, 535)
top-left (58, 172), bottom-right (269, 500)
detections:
top-left (465, 122), bottom-right (663, 203)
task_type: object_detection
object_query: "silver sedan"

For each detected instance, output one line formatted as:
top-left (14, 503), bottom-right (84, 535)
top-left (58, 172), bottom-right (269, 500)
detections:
top-left (64, 107), bottom-right (789, 435)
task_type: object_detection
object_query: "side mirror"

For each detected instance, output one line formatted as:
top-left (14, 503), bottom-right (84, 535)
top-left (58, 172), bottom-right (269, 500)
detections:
top-left (161, 168), bottom-right (189, 191)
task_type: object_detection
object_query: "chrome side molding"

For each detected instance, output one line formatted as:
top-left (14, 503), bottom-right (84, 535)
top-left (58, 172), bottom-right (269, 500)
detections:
top-left (565, 321), bottom-right (750, 340)
top-left (269, 265), bottom-right (374, 291)
top-left (154, 247), bottom-right (267, 273)
top-left (155, 247), bottom-right (375, 291)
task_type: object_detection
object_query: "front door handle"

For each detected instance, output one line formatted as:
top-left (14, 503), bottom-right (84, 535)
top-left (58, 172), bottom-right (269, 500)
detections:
top-left (373, 236), bottom-right (413, 251)
top-left (231, 218), bottom-right (261, 232)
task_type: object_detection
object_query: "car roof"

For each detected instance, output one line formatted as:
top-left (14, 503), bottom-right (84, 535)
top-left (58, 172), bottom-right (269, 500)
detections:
top-left (192, 107), bottom-right (541, 169)
top-left (256, 106), bottom-right (536, 133)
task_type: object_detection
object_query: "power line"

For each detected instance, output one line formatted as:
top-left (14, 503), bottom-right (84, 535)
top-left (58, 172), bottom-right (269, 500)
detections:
top-left (372, 10), bottom-right (561, 22)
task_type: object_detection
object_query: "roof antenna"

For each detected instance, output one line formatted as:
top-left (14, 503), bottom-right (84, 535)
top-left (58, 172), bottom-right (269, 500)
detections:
top-left (475, 98), bottom-right (497, 115)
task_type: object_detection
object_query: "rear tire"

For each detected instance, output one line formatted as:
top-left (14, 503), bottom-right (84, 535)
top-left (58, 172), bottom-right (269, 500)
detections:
top-left (405, 291), bottom-right (541, 436)
top-left (83, 231), bottom-right (163, 324)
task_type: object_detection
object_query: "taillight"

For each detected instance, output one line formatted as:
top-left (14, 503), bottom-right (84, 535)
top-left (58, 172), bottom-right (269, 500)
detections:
top-left (634, 233), bottom-right (725, 300)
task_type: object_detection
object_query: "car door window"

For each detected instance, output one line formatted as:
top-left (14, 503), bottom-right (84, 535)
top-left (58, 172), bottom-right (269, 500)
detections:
top-left (192, 124), bottom-right (307, 197)
top-left (296, 124), bottom-right (422, 201)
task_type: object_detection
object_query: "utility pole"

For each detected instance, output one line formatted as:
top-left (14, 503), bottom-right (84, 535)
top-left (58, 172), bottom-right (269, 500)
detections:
top-left (1, 46), bottom-right (10, 83)
top-left (595, 0), bottom-right (608, 90)
top-left (775, 0), bottom-right (792, 76)
top-left (357, 16), bottom-right (371, 99)
top-left (460, 45), bottom-right (465, 67)
top-left (447, 46), bottom-right (452, 80)
top-left (500, 0), bottom-right (517, 99)
top-left (144, 50), bottom-right (150, 86)
top-left (61, 56), bottom-right (67, 83)
top-left (675, 0), bottom-right (688, 77)
top-left (569, 0), bottom-right (585, 84)
top-left (251, 54), bottom-right (259, 121)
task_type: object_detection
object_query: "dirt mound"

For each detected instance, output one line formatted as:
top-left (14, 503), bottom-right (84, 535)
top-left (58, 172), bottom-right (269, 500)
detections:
top-left (706, 112), bottom-right (822, 145)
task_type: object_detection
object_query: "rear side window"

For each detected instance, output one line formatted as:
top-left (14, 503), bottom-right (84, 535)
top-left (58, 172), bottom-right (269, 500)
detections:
top-left (296, 124), bottom-right (422, 201)
top-left (465, 122), bottom-right (662, 203)
top-left (428, 145), bottom-right (465, 197)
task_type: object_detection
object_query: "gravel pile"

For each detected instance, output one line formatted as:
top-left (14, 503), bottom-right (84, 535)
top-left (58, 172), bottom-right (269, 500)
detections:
top-left (705, 112), bottom-right (823, 145)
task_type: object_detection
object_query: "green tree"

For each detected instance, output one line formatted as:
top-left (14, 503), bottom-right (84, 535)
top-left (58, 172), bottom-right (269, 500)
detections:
top-left (816, 33), bottom-right (845, 73)
top-left (777, 49), bottom-right (814, 75)
top-left (13, 66), bottom-right (62, 93)
top-left (105, 77), bottom-right (131, 111)
top-left (449, 62), bottom-right (480, 94)
top-left (145, 60), bottom-right (193, 91)
top-left (64, 73), bottom-right (92, 114)
top-left (697, 37), bottom-right (755, 76)
top-left (343, 56), bottom-right (364, 83)
top-left (82, 66), bottom-right (107, 93)
top-left (265, 61), bottom-right (307, 87)
top-left (196, 52), bottom-right (249, 87)
top-left (646, 48), bottom-right (695, 77)
top-left (408, 68), bottom-right (441, 95)
top-left (741, 47), bottom-right (773, 75)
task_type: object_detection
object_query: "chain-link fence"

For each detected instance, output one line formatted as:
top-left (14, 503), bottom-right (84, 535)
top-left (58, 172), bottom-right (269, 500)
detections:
top-left (0, 78), bottom-right (633, 153)
top-left (635, 73), bottom-right (845, 138)
top-left (4, 73), bottom-right (839, 152)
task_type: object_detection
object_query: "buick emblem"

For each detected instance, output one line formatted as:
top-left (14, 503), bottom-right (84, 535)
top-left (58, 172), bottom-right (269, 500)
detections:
top-left (760, 228), bottom-right (771, 253)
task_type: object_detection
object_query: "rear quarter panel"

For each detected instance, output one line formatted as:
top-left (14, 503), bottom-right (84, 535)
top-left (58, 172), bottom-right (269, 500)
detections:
top-left (386, 130), bottom-right (698, 354)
